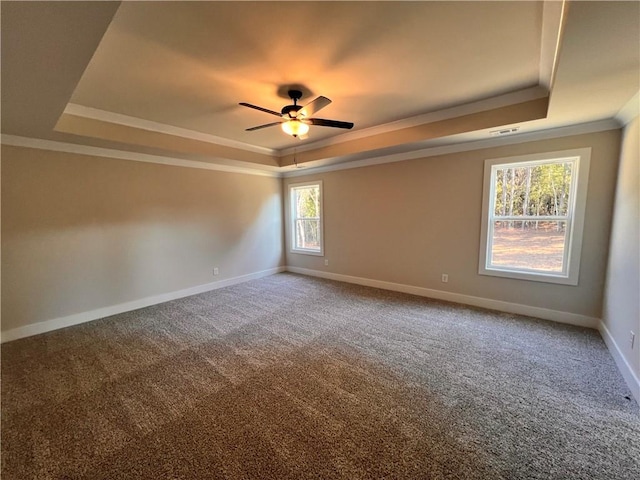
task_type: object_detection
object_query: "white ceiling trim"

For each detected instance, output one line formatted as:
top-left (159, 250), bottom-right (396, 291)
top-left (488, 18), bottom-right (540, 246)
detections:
top-left (0, 135), bottom-right (281, 178)
top-left (280, 86), bottom-right (549, 157)
top-left (63, 87), bottom-right (547, 160)
top-left (1, 118), bottom-right (619, 180)
top-left (615, 91), bottom-right (639, 126)
top-left (282, 119), bottom-right (619, 178)
top-left (63, 103), bottom-right (277, 156)
top-left (539, 0), bottom-right (568, 91)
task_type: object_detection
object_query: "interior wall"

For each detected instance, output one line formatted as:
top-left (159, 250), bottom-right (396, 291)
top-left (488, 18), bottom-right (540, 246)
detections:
top-left (284, 129), bottom-right (621, 319)
top-left (1, 145), bottom-right (284, 333)
top-left (603, 116), bottom-right (640, 380)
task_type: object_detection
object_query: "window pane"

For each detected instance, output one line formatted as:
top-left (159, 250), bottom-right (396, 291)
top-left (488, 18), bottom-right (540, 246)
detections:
top-left (490, 220), bottom-right (567, 273)
top-left (293, 186), bottom-right (319, 219)
top-left (493, 162), bottom-right (574, 217)
top-left (295, 218), bottom-right (320, 250)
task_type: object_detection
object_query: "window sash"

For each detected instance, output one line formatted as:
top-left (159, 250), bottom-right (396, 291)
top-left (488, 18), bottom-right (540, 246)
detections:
top-left (489, 215), bottom-right (570, 221)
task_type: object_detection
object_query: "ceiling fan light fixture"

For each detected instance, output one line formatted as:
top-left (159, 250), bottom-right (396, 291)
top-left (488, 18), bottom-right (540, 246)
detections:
top-left (241, 90), bottom-right (352, 135)
top-left (281, 120), bottom-right (309, 137)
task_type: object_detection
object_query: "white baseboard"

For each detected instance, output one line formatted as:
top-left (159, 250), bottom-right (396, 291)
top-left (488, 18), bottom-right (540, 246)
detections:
top-left (286, 267), bottom-right (640, 400)
top-left (599, 321), bottom-right (640, 403)
top-left (286, 267), bottom-right (600, 329)
top-left (6, 265), bottom-right (635, 404)
top-left (0, 266), bottom-right (286, 343)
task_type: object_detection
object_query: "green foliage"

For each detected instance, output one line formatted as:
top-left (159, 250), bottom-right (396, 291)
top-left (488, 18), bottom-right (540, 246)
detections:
top-left (295, 186), bottom-right (320, 218)
top-left (294, 186), bottom-right (321, 249)
top-left (494, 161), bottom-right (572, 217)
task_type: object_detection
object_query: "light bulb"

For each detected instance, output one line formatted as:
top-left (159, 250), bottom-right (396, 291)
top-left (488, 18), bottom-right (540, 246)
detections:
top-left (281, 120), bottom-right (309, 137)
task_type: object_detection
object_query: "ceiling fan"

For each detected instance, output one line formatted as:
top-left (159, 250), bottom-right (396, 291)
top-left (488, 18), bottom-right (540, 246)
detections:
top-left (239, 89), bottom-right (354, 138)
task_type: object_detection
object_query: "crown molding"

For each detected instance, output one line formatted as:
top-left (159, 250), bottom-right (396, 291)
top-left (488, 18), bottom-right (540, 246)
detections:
top-left (65, 88), bottom-right (548, 162)
top-left (64, 103), bottom-right (277, 156)
top-left (615, 91), bottom-right (639, 126)
top-left (0, 135), bottom-right (282, 178)
top-left (282, 118), bottom-right (619, 178)
top-left (539, 0), bottom-right (568, 91)
top-left (279, 86), bottom-right (548, 157)
top-left (2, 118), bottom-right (619, 179)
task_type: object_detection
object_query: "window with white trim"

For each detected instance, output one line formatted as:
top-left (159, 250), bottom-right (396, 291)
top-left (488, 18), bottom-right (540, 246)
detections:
top-left (479, 148), bottom-right (591, 285)
top-left (289, 181), bottom-right (323, 256)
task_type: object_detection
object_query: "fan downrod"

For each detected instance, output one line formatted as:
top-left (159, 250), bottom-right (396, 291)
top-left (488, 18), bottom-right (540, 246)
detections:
top-left (288, 90), bottom-right (303, 103)
top-left (282, 90), bottom-right (304, 117)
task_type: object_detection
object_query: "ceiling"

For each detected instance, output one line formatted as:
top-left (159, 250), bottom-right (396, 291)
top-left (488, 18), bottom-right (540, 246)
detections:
top-left (2, 1), bottom-right (639, 172)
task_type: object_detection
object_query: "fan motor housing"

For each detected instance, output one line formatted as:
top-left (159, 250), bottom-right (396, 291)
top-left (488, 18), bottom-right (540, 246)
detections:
top-left (281, 105), bottom-right (302, 118)
top-left (282, 90), bottom-right (304, 118)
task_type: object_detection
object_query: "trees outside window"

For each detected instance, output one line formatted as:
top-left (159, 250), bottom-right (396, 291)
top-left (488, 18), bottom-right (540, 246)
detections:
top-left (479, 149), bottom-right (591, 285)
top-left (289, 181), bottom-right (323, 255)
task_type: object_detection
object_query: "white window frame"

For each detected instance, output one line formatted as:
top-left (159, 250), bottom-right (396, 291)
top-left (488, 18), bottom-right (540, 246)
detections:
top-left (289, 180), bottom-right (324, 256)
top-left (479, 148), bottom-right (591, 285)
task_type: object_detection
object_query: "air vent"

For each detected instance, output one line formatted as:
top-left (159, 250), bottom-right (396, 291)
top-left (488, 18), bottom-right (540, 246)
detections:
top-left (490, 127), bottom-right (520, 137)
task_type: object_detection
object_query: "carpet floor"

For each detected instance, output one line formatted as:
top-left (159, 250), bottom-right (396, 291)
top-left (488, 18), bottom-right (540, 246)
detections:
top-left (1, 273), bottom-right (639, 479)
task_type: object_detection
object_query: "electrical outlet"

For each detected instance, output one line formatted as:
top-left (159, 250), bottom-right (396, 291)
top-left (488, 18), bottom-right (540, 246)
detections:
top-left (324, 259), bottom-right (329, 266)
top-left (441, 274), bottom-right (449, 283)
top-left (213, 267), bottom-right (219, 276)
top-left (631, 331), bottom-right (636, 349)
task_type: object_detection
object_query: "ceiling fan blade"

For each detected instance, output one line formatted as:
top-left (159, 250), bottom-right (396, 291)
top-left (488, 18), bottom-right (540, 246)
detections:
top-left (299, 96), bottom-right (331, 117)
top-left (246, 122), bottom-right (282, 131)
top-left (307, 118), bottom-right (354, 129)
top-left (239, 102), bottom-right (282, 117)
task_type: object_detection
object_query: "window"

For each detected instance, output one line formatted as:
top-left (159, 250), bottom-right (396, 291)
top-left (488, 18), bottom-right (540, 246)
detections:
top-left (479, 148), bottom-right (591, 285)
top-left (289, 181), bottom-right (323, 256)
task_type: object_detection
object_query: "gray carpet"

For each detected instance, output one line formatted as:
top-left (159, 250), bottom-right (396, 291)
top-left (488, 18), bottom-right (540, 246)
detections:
top-left (1, 272), bottom-right (638, 479)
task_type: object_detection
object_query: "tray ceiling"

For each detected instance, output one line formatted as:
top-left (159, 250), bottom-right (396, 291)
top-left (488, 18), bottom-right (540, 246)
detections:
top-left (2, 1), bottom-right (638, 171)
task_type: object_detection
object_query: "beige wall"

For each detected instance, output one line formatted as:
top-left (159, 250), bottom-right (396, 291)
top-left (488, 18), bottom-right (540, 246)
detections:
top-left (603, 116), bottom-right (640, 379)
top-left (0, 128), bottom-right (625, 335)
top-left (1, 145), bottom-right (284, 332)
top-left (285, 130), bottom-right (621, 318)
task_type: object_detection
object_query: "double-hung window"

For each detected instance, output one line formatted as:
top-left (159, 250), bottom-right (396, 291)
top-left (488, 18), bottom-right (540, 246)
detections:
top-left (289, 181), bottom-right (324, 256)
top-left (479, 148), bottom-right (591, 285)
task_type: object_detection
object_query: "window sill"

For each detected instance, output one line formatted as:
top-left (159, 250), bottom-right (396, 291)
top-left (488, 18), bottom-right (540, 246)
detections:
top-left (291, 249), bottom-right (324, 257)
top-left (479, 267), bottom-right (578, 286)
